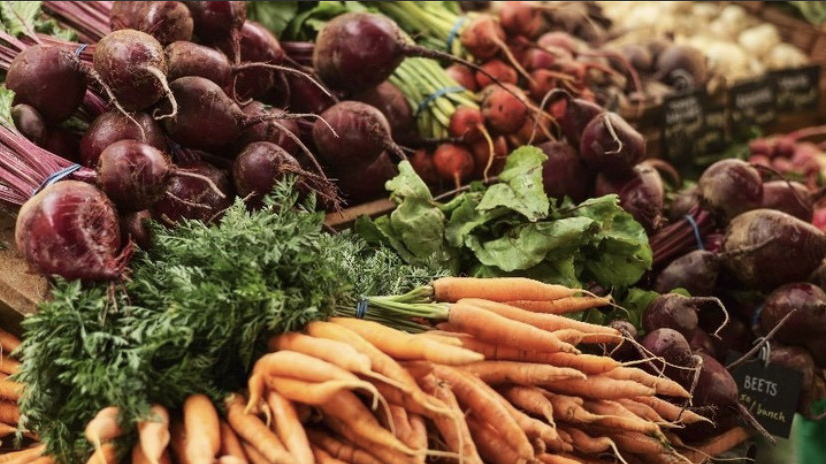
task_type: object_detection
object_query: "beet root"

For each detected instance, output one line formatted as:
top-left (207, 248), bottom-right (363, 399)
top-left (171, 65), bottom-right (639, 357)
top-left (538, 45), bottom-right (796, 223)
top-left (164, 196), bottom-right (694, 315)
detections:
top-left (760, 283), bottom-right (826, 344)
top-left (579, 112), bottom-right (645, 179)
top-left (698, 159), bottom-right (763, 220)
top-left (643, 293), bottom-right (700, 340)
top-left (11, 104), bottom-right (47, 147)
top-left (165, 40), bottom-right (232, 86)
top-left (15, 181), bottom-right (124, 281)
top-left (80, 111), bottom-right (167, 168)
top-left (594, 162), bottom-right (664, 232)
top-left (312, 101), bottom-right (398, 169)
top-left (655, 250), bottom-right (720, 296)
top-left (539, 141), bottom-right (593, 203)
top-left (151, 160), bottom-right (233, 224)
top-left (97, 140), bottom-right (173, 211)
top-left (110, 1), bottom-right (194, 45)
top-left (121, 209), bottom-right (153, 250)
top-left (162, 76), bottom-right (244, 151)
top-left (353, 81), bottom-right (415, 144)
top-left (761, 180), bottom-right (814, 222)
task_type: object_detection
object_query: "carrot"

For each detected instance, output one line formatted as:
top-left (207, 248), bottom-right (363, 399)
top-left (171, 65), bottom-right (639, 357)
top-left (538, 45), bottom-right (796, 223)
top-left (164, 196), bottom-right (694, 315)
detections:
top-left (384, 405), bottom-right (412, 445)
top-left (306, 321), bottom-right (448, 416)
top-left (265, 391), bottom-right (313, 464)
top-left (602, 367), bottom-right (690, 398)
top-left (0, 422), bottom-right (16, 438)
top-left (216, 457), bottom-right (245, 464)
top-left (500, 385), bottom-right (556, 425)
top-left (546, 394), bottom-right (597, 424)
top-left (429, 364), bottom-right (534, 460)
top-left (504, 296), bottom-right (612, 314)
top-left (138, 405), bottom-right (170, 464)
top-left (432, 277), bottom-right (578, 302)
top-left (219, 421), bottom-right (248, 463)
top-left (267, 333), bottom-right (373, 374)
top-left (27, 457), bottom-right (54, 464)
top-left (0, 329), bottom-right (20, 355)
top-left (680, 426), bottom-right (750, 462)
top-left (86, 443), bottom-right (118, 464)
top-left (459, 299), bottom-right (621, 342)
top-left (240, 442), bottom-right (270, 464)
top-left (582, 400), bottom-right (662, 435)
top-left (265, 377), bottom-right (371, 406)
top-left (319, 390), bottom-right (418, 456)
top-left (414, 332), bottom-right (464, 347)
top-left (551, 329), bottom-right (586, 345)
top-left (558, 426), bottom-right (612, 454)
top-left (418, 374), bottom-right (483, 464)
top-left (536, 454), bottom-right (585, 464)
top-left (435, 332), bottom-right (605, 367)
top-left (85, 407), bottom-right (122, 460)
top-left (225, 395), bottom-right (296, 464)
top-left (0, 357), bottom-right (20, 375)
top-left (460, 360), bottom-right (586, 384)
top-left (370, 379), bottom-right (444, 418)
top-left (575, 424), bottom-right (667, 455)
top-left (322, 416), bottom-right (420, 464)
top-left (447, 302), bottom-right (578, 353)
top-left (310, 445), bottom-right (347, 464)
top-left (184, 394), bottom-right (220, 464)
top-left (133, 444), bottom-right (171, 464)
top-left (542, 377), bottom-right (655, 399)
top-left (466, 417), bottom-right (527, 464)
top-left (329, 317), bottom-right (484, 365)
top-left (0, 402), bottom-right (19, 424)
top-left (169, 419), bottom-right (189, 464)
top-left (406, 414), bottom-right (427, 464)
top-left (0, 445), bottom-right (45, 464)
top-left (632, 397), bottom-right (712, 425)
top-left (306, 429), bottom-right (383, 464)
top-left (538, 352), bottom-right (621, 375)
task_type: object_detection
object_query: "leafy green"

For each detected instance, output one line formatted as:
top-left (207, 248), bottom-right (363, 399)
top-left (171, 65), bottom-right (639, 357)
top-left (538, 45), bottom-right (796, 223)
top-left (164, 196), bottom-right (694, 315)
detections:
top-left (247, 1), bottom-right (299, 36)
top-left (16, 179), bottom-right (444, 463)
top-left (0, 1), bottom-right (40, 36)
top-left (281, 1), bottom-right (371, 41)
top-left (0, 86), bottom-right (14, 125)
top-left (357, 147), bottom-right (653, 291)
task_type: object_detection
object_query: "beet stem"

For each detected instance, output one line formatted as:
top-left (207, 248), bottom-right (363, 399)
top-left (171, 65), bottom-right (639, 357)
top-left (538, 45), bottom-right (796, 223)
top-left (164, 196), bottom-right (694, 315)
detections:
top-left (172, 170), bottom-right (226, 199)
top-left (726, 308), bottom-right (798, 371)
top-left (490, 35), bottom-right (534, 85)
top-left (737, 402), bottom-right (776, 443)
top-left (232, 62), bottom-right (334, 99)
top-left (603, 113), bottom-right (624, 155)
top-left (165, 191), bottom-right (213, 210)
top-left (267, 119), bottom-right (328, 179)
top-left (478, 123), bottom-right (495, 182)
top-left (146, 66), bottom-right (178, 121)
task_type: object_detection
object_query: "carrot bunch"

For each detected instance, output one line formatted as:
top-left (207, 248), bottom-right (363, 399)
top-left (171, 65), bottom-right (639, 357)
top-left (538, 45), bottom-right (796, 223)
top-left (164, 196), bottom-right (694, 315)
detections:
top-left (4, 277), bottom-right (751, 464)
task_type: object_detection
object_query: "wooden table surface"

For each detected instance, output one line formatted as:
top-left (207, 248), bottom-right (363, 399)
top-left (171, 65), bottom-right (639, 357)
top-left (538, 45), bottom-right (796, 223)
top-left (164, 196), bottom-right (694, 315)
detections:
top-left (0, 210), bottom-right (46, 335)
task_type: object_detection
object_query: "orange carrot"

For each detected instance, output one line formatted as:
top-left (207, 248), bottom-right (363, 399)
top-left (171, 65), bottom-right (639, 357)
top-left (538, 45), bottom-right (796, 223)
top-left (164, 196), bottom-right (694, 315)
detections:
top-left (504, 296), bottom-right (612, 314)
top-left (267, 333), bottom-right (373, 374)
top-left (265, 391), bottom-right (313, 464)
top-left (169, 419), bottom-right (189, 464)
top-left (133, 444), bottom-right (171, 464)
top-left (266, 377), bottom-right (373, 406)
top-left (432, 277), bottom-right (577, 302)
top-left (27, 457), bottom-right (54, 464)
top-left (414, 332), bottom-right (464, 347)
top-left (546, 394), bottom-right (595, 424)
top-left (582, 400), bottom-right (662, 435)
top-left (418, 374), bottom-right (483, 464)
top-left (310, 445), bottom-right (347, 464)
top-left (0, 357), bottom-right (20, 375)
top-left (319, 390), bottom-right (417, 456)
top-left (225, 395), bottom-right (296, 464)
top-left (616, 399), bottom-right (666, 424)
top-left (216, 457), bottom-right (245, 464)
top-left (329, 317), bottom-right (484, 365)
top-left (460, 360), bottom-right (586, 384)
top-left (138, 405), bottom-right (170, 464)
top-left (184, 394), bottom-right (220, 464)
top-left (500, 385), bottom-right (556, 425)
top-left (219, 421), bottom-right (248, 463)
top-left (84, 407), bottom-right (122, 460)
top-left (602, 367), bottom-right (690, 398)
top-left (306, 321), bottom-right (449, 417)
top-left (447, 302), bottom-right (578, 353)
top-left (433, 332), bottom-right (599, 366)
top-left (561, 424), bottom-right (626, 461)
top-left (632, 397), bottom-right (712, 425)
top-left (536, 453), bottom-right (585, 464)
top-left (407, 414), bottom-right (427, 464)
top-left (538, 352), bottom-right (621, 374)
top-left (0, 445), bottom-right (45, 464)
top-left (0, 422), bottom-right (16, 438)
top-left (430, 364), bottom-right (534, 460)
top-left (322, 417), bottom-right (419, 464)
top-left (466, 417), bottom-right (527, 464)
top-left (86, 443), bottom-right (118, 464)
top-left (306, 429), bottom-right (383, 464)
top-left (240, 442), bottom-right (270, 464)
top-left (680, 426), bottom-right (750, 462)
top-left (551, 329), bottom-right (586, 345)
top-left (460, 299), bottom-right (621, 341)
top-left (542, 377), bottom-right (655, 399)
top-left (575, 424), bottom-right (666, 455)
top-left (0, 329), bottom-right (20, 355)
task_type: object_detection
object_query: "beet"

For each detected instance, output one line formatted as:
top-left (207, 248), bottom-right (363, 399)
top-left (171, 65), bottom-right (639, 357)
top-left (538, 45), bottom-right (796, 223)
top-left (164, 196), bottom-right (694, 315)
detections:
top-left (538, 141), bottom-right (592, 203)
top-left (121, 209), bottom-right (153, 249)
top-left (760, 180), bottom-right (813, 222)
top-left (481, 84), bottom-right (528, 134)
top-left (151, 160), bottom-right (233, 224)
top-left (44, 129), bottom-right (81, 164)
top-left (445, 64), bottom-right (478, 92)
top-left (804, 337), bottom-right (826, 368)
top-left (434, 144), bottom-right (475, 188)
top-left (459, 15), bottom-right (506, 60)
top-left (641, 328), bottom-right (694, 383)
top-left (94, 29), bottom-right (171, 111)
top-left (693, 353), bottom-right (738, 409)
top-left (283, 72), bottom-right (337, 115)
top-left (471, 135), bottom-right (508, 179)
top-left (690, 329), bottom-right (717, 358)
top-left (722, 209), bottom-right (826, 288)
top-left (232, 141), bottom-right (302, 200)
top-left (655, 45), bottom-right (707, 89)
top-left (760, 283), bottom-right (826, 344)
top-left (80, 111), bottom-right (167, 168)
top-left (165, 40), bottom-right (232, 86)
top-left (655, 250), bottom-right (720, 296)
top-left (15, 181), bottom-right (123, 281)
top-left (554, 92), bottom-right (603, 147)
top-left (235, 102), bottom-right (299, 156)
top-left (499, 1), bottom-right (548, 38)
top-left (410, 150), bottom-right (439, 185)
top-left (709, 317), bottom-right (752, 361)
top-left (335, 152), bottom-right (398, 204)
top-left (162, 76), bottom-right (243, 150)
top-left (594, 163), bottom-right (664, 232)
top-left (668, 184), bottom-right (700, 222)
top-left (97, 140), bottom-right (173, 211)
top-left (579, 112), bottom-right (645, 179)
top-left (218, 20), bottom-right (285, 99)
top-left (110, 1), bottom-right (194, 45)
top-left (11, 104), bottom-right (47, 147)
top-left (769, 344), bottom-right (816, 410)
top-left (185, 1), bottom-right (246, 44)
top-left (698, 159), bottom-right (763, 220)
top-left (608, 320), bottom-right (640, 362)
top-left (475, 59), bottom-right (518, 88)
top-left (353, 81), bottom-right (415, 144)
top-left (6, 45), bottom-right (87, 123)
top-left (449, 106), bottom-right (487, 143)
top-left (312, 101), bottom-right (398, 170)
top-left (642, 293), bottom-right (701, 340)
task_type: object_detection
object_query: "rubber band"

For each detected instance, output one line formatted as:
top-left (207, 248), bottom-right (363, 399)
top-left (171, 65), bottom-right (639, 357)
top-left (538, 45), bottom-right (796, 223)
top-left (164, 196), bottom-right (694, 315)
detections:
top-left (684, 214), bottom-right (704, 250)
top-left (446, 17), bottom-right (467, 54)
top-left (75, 43), bottom-right (88, 57)
top-left (415, 86), bottom-right (465, 118)
top-left (356, 299), bottom-right (369, 319)
top-left (33, 164), bottom-right (81, 195)
top-left (751, 303), bottom-right (765, 332)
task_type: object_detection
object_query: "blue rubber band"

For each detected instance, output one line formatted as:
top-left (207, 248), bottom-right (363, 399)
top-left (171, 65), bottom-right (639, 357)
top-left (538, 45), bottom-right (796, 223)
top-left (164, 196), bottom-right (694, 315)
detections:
top-left (75, 43), bottom-right (88, 57)
top-left (446, 17), bottom-right (467, 54)
top-left (684, 214), bottom-right (704, 250)
top-left (415, 86), bottom-right (465, 118)
top-left (33, 164), bottom-right (81, 195)
top-left (751, 303), bottom-right (765, 332)
top-left (356, 299), bottom-right (369, 319)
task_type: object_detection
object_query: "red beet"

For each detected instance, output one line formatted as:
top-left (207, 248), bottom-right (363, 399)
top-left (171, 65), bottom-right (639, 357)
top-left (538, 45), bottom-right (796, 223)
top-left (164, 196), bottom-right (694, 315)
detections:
top-left (150, 160), bottom-right (233, 224)
top-left (96, 140), bottom-right (173, 211)
top-left (335, 152), bottom-right (398, 204)
top-left (165, 40), bottom-right (232, 86)
top-left (445, 64), bottom-right (478, 92)
top-left (481, 85), bottom-right (528, 134)
top-left (761, 180), bottom-right (813, 222)
top-left (235, 102), bottom-right (299, 156)
top-left (312, 101), bottom-right (400, 170)
top-left (410, 149), bottom-right (440, 184)
top-left (698, 160), bottom-right (763, 220)
top-left (475, 59), bottom-right (518, 88)
top-left (185, 1), bottom-right (246, 44)
top-left (11, 104), bottom-right (47, 147)
top-left (353, 81), bottom-right (415, 144)
top-left (471, 135), bottom-right (508, 179)
top-left (434, 144), bottom-right (474, 188)
top-left (80, 111), bottom-right (167, 168)
top-left (218, 20), bottom-right (285, 99)
top-left (760, 283), bottom-right (826, 344)
top-left (110, 1), bottom-right (194, 45)
top-left (594, 162), bottom-right (664, 231)
top-left (539, 141), bottom-right (592, 203)
top-left (121, 209), bottom-right (153, 249)
top-left (233, 141), bottom-right (302, 201)
top-left (579, 112), bottom-right (645, 180)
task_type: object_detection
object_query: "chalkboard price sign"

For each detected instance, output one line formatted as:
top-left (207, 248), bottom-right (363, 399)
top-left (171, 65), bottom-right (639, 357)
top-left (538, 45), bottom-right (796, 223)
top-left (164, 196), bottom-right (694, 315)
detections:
top-left (695, 105), bottom-right (727, 155)
top-left (726, 352), bottom-right (804, 438)
top-left (662, 90), bottom-right (705, 163)
top-left (771, 65), bottom-right (820, 112)
top-left (730, 78), bottom-right (776, 135)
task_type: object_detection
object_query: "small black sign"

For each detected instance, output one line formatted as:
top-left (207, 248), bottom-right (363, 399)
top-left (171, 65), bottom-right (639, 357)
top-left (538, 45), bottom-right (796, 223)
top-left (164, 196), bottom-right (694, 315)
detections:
top-left (726, 351), bottom-right (804, 438)
top-left (695, 104), bottom-right (727, 155)
top-left (771, 65), bottom-right (821, 112)
top-left (662, 90), bottom-right (705, 163)
top-left (730, 78), bottom-right (777, 136)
